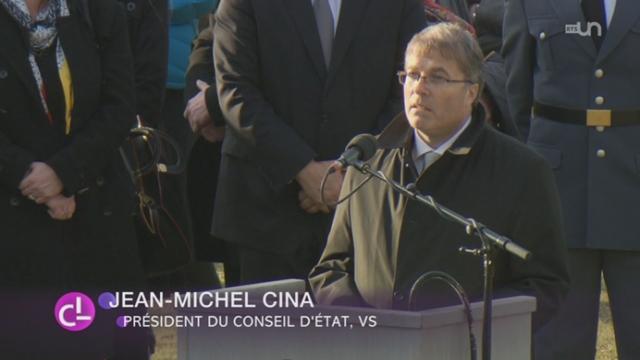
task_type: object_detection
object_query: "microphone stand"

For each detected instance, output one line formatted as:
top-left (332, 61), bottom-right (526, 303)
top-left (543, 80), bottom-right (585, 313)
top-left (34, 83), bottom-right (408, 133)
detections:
top-left (348, 160), bottom-right (532, 360)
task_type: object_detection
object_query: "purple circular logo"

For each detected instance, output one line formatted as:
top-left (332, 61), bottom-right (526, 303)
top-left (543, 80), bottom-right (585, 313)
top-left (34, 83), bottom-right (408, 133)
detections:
top-left (116, 315), bottom-right (127, 328)
top-left (54, 292), bottom-right (96, 332)
top-left (98, 292), bottom-right (117, 310)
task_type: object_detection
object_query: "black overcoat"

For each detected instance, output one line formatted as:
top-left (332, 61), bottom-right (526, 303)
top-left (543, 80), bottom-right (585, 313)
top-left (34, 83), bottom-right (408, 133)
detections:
top-left (0, 0), bottom-right (145, 292)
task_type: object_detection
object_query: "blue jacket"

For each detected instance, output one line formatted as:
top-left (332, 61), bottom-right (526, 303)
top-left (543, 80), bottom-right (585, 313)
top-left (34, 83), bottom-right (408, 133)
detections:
top-left (167, 0), bottom-right (217, 89)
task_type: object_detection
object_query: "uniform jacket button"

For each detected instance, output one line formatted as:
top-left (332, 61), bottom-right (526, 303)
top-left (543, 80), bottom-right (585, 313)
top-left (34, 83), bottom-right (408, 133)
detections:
top-left (103, 209), bottom-right (113, 216)
top-left (596, 126), bottom-right (604, 132)
top-left (595, 96), bottom-right (604, 105)
top-left (596, 149), bottom-right (606, 158)
top-left (594, 69), bottom-right (604, 78)
top-left (539, 32), bottom-right (546, 40)
top-left (9, 197), bottom-right (20, 206)
top-left (96, 176), bottom-right (105, 187)
top-left (0, 69), bottom-right (7, 79)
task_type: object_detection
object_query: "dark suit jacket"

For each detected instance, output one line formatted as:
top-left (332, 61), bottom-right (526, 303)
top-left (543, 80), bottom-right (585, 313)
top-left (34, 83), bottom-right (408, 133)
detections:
top-left (213, 0), bottom-right (425, 253)
top-left (502, 0), bottom-right (640, 250)
top-left (310, 110), bottom-right (569, 330)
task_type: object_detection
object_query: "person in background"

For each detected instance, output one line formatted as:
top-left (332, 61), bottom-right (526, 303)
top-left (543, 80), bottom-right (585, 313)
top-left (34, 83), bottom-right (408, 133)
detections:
top-left (0, 0), bottom-right (148, 358)
top-left (183, 7), bottom-right (241, 287)
top-left (503, 0), bottom-right (640, 358)
top-left (115, 0), bottom-right (169, 355)
top-left (211, 0), bottom-right (425, 285)
top-left (470, 0), bottom-right (503, 56)
top-left (423, 0), bottom-right (475, 33)
top-left (147, 0), bottom-right (221, 291)
top-left (423, 0), bottom-right (520, 140)
top-left (118, 0), bottom-right (168, 128)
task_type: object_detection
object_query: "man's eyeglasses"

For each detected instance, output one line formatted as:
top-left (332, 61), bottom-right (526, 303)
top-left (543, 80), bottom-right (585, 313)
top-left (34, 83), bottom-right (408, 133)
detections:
top-left (397, 71), bottom-right (474, 87)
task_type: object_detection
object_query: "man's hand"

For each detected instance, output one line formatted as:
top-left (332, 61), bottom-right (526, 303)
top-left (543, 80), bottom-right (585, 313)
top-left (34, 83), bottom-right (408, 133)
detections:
top-left (200, 122), bottom-right (226, 143)
top-left (295, 160), bottom-right (344, 208)
top-left (184, 80), bottom-right (213, 133)
top-left (45, 195), bottom-right (76, 221)
top-left (298, 190), bottom-right (330, 214)
top-left (19, 162), bottom-right (63, 203)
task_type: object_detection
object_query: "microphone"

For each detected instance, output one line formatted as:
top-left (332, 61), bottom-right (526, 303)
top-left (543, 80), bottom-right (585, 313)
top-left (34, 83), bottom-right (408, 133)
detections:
top-left (321, 134), bottom-right (378, 206)
top-left (336, 134), bottom-right (379, 167)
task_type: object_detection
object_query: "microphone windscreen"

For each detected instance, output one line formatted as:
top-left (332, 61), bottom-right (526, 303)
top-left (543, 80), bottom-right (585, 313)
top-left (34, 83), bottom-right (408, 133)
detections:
top-left (346, 134), bottom-right (379, 162)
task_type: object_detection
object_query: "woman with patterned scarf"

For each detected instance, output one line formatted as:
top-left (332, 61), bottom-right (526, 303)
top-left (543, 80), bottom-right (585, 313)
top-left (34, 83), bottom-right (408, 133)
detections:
top-left (0, 0), bottom-right (149, 358)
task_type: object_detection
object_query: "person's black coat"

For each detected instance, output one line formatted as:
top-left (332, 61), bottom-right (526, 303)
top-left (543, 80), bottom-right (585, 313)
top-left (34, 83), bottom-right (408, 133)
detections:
top-left (0, 0), bottom-right (145, 356)
top-left (473, 0), bottom-right (504, 55)
top-left (481, 52), bottom-right (521, 139)
top-left (0, 0), bottom-right (144, 290)
top-left (117, 0), bottom-right (169, 127)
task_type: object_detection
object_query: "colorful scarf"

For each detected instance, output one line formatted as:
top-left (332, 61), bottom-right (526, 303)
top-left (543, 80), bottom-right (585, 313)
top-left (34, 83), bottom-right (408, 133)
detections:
top-left (0, 0), bottom-right (74, 134)
top-left (423, 0), bottom-right (476, 35)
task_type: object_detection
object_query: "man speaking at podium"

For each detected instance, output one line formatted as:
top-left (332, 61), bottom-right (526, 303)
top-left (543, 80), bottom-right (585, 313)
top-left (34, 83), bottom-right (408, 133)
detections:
top-left (310, 23), bottom-right (569, 331)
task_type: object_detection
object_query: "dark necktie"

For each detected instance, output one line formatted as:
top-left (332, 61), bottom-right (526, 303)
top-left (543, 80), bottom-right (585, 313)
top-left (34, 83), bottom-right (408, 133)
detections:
top-left (581, 0), bottom-right (607, 50)
top-left (313, 0), bottom-right (334, 69)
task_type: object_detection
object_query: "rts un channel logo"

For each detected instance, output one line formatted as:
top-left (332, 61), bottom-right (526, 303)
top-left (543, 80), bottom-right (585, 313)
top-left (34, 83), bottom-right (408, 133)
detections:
top-left (565, 21), bottom-right (602, 37)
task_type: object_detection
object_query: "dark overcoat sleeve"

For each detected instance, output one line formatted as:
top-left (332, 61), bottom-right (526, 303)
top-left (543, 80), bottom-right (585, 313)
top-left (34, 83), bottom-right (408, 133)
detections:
top-left (127, 0), bottom-right (169, 127)
top-left (502, 0), bottom-right (535, 140)
top-left (184, 12), bottom-right (225, 127)
top-left (309, 168), bottom-right (367, 307)
top-left (0, 132), bottom-right (35, 190)
top-left (46, 0), bottom-right (136, 195)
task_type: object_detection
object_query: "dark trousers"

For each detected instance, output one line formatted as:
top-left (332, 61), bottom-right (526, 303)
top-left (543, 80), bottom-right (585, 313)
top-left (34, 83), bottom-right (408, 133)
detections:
top-left (535, 248), bottom-right (640, 360)
top-left (187, 136), bottom-right (241, 287)
top-left (234, 215), bottom-right (331, 287)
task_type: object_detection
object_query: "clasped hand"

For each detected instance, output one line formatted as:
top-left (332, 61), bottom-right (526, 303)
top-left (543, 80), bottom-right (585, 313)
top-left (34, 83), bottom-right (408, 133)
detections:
top-left (19, 162), bottom-right (75, 220)
top-left (184, 80), bottom-right (225, 143)
top-left (296, 160), bottom-right (344, 214)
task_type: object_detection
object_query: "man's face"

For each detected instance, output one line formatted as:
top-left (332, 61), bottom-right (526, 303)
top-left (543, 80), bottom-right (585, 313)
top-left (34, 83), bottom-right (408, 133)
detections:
top-left (402, 48), bottom-right (479, 147)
